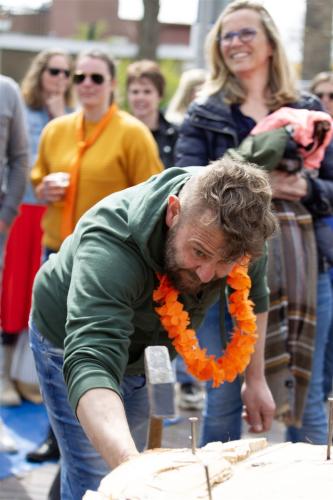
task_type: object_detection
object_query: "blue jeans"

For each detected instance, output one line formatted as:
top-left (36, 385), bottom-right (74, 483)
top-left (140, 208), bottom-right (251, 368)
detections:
top-left (286, 272), bottom-right (332, 444)
top-left (198, 302), bottom-right (242, 446)
top-left (175, 355), bottom-right (200, 386)
top-left (29, 321), bottom-right (149, 500)
top-left (323, 270), bottom-right (333, 399)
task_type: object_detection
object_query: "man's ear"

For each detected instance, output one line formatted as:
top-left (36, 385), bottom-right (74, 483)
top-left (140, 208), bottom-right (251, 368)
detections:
top-left (165, 195), bottom-right (180, 228)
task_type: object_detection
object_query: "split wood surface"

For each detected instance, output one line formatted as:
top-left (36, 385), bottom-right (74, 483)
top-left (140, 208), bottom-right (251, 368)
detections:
top-left (83, 438), bottom-right (333, 499)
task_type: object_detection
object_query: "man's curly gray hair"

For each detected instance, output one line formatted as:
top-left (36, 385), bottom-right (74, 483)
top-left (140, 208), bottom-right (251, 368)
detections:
top-left (179, 157), bottom-right (278, 262)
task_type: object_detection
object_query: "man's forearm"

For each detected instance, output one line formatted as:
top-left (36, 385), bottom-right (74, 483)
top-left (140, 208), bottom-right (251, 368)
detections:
top-left (76, 388), bottom-right (139, 470)
top-left (245, 311), bottom-right (268, 381)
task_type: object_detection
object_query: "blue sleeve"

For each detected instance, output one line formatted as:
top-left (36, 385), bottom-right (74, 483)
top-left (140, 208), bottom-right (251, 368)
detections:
top-left (175, 106), bottom-right (211, 167)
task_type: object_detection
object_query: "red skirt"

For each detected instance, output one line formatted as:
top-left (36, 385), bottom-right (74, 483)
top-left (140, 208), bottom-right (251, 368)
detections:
top-left (1, 204), bottom-right (46, 333)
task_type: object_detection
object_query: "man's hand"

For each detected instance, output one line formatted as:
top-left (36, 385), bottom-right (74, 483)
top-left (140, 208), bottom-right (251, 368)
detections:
top-left (269, 171), bottom-right (307, 201)
top-left (241, 377), bottom-right (275, 433)
top-left (242, 311), bottom-right (275, 433)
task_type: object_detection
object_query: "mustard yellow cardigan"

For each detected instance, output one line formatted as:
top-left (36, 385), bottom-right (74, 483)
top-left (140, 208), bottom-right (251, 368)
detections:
top-left (31, 109), bottom-right (163, 250)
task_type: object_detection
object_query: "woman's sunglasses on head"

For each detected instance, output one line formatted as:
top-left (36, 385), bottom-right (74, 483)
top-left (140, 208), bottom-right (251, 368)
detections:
top-left (73, 72), bottom-right (106, 85)
top-left (46, 67), bottom-right (70, 78)
top-left (217, 27), bottom-right (257, 46)
top-left (316, 92), bottom-right (333, 101)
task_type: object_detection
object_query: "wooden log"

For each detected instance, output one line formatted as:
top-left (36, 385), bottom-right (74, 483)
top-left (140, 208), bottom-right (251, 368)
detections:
top-left (83, 438), bottom-right (267, 499)
top-left (214, 442), bottom-right (333, 499)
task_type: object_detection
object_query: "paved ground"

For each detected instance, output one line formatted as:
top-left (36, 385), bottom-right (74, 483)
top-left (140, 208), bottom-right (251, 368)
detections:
top-left (0, 399), bottom-right (285, 500)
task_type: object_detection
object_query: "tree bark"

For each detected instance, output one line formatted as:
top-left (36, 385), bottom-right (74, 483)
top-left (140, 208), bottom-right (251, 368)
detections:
top-left (302, 0), bottom-right (333, 80)
top-left (137, 0), bottom-right (160, 60)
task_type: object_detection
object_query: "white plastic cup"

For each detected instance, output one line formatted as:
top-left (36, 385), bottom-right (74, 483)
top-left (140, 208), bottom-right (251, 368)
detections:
top-left (46, 172), bottom-right (70, 188)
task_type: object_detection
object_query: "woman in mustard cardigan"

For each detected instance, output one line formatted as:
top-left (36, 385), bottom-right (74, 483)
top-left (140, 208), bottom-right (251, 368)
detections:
top-left (31, 49), bottom-right (162, 499)
top-left (32, 49), bottom-right (163, 254)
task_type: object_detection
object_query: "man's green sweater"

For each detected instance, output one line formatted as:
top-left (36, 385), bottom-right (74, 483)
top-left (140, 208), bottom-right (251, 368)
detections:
top-left (31, 167), bottom-right (269, 413)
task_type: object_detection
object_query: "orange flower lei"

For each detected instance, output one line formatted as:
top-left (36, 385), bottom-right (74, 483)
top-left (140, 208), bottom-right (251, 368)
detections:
top-left (153, 264), bottom-right (258, 388)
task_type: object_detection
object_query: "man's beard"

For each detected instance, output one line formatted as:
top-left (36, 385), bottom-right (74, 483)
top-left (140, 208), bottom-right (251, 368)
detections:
top-left (164, 225), bottom-right (219, 295)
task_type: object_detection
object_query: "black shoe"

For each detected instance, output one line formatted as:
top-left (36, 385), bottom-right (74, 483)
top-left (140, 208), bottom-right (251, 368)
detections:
top-left (26, 429), bottom-right (60, 463)
top-left (178, 382), bottom-right (204, 411)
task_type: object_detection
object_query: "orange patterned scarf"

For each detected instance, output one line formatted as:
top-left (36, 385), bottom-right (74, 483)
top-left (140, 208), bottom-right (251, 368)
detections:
top-left (61, 103), bottom-right (117, 240)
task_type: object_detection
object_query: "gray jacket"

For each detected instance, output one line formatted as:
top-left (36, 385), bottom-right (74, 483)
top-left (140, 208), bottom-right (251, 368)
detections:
top-left (0, 75), bottom-right (28, 225)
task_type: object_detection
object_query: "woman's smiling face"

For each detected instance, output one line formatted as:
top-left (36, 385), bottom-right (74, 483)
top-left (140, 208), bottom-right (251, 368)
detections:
top-left (219, 8), bottom-right (273, 79)
top-left (127, 77), bottom-right (161, 124)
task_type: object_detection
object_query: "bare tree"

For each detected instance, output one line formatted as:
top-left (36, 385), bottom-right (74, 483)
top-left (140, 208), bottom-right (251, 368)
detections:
top-left (137, 0), bottom-right (160, 60)
top-left (302, 0), bottom-right (333, 80)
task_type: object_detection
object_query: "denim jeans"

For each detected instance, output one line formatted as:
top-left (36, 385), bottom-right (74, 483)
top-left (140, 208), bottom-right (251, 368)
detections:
top-left (0, 231), bottom-right (6, 274)
top-left (175, 355), bottom-right (199, 386)
top-left (323, 271), bottom-right (333, 399)
top-left (286, 272), bottom-right (332, 444)
top-left (197, 302), bottom-right (242, 446)
top-left (29, 321), bottom-right (149, 500)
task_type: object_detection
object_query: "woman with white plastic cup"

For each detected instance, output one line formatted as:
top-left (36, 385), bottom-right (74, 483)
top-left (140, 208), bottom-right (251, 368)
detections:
top-left (32, 49), bottom-right (162, 255)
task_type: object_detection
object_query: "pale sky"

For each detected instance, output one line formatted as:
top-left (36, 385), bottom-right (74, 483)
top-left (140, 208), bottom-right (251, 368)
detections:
top-left (0, 0), bottom-right (306, 62)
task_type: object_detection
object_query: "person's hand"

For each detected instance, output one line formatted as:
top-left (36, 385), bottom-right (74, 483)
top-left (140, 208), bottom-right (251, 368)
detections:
top-left (269, 170), bottom-right (308, 201)
top-left (241, 377), bottom-right (276, 433)
top-left (35, 172), bottom-right (70, 203)
top-left (45, 94), bottom-right (66, 118)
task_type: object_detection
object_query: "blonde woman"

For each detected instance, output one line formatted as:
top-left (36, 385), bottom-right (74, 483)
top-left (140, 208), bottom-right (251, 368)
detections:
top-left (165, 68), bottom-right (206, 126)
top-left (310, 72), bottom-right (333, 118)
top-left (176, 0), bottom-right (333, 446)
top-left (0, 49), bottom-right (74, 467)
top-left (0, 49), bottom-right (74, 404)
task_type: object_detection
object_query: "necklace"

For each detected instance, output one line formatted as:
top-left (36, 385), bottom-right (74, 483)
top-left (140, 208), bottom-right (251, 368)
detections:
top-left (153, 264), bottom-right (257, 388)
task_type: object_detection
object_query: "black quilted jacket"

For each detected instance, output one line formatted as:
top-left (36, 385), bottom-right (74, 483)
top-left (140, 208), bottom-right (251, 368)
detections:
top-left (175, 90), bottom-right (333, 265)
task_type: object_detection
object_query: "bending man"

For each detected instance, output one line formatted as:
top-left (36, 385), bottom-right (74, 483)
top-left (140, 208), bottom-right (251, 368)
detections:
top-left (29, 158), bottom-right (277, 499)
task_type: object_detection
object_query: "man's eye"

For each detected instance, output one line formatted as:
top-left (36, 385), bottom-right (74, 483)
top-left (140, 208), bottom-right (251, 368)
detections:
top-left (194, 249), bottom-right (205, 258)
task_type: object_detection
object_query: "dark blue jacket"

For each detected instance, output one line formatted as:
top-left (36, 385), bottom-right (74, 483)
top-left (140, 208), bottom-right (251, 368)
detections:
top-left (175, 90), bottom-right (333, 266)
top-left (153, 112), bottom-right (178, 169)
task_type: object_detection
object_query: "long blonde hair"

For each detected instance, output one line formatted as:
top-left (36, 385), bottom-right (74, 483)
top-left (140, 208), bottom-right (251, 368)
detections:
top-left (203, 0), bottom-right (298, 110)
top-left (21, 49), bottom-right (75, 109)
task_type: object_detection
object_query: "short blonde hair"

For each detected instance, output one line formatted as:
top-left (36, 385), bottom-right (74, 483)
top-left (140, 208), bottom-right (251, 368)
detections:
top-left (21, 49), bottom-right (75, 109)
top-left (310, 71), bottom-right (333, 93)
top-left (203, 0), bottom-right (298, 110)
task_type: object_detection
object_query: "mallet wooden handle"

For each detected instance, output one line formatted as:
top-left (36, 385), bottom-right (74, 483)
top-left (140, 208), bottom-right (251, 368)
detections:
top-left (147, 416), bottom-right (163, 449)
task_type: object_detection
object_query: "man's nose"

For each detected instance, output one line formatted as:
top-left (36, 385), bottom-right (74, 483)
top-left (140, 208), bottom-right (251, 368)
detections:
top-left (195, 263), bottom-right (216, 283)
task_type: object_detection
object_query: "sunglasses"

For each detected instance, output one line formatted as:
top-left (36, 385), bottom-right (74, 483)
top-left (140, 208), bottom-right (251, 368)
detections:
top-left (73, 72), bottom-right (106, 85)
top-left (217, 27), bottom-right (257, 46)
top-left (46, 67), bottom-right (70, 78)
top-left (315, 92), bottom-right (333, 101)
